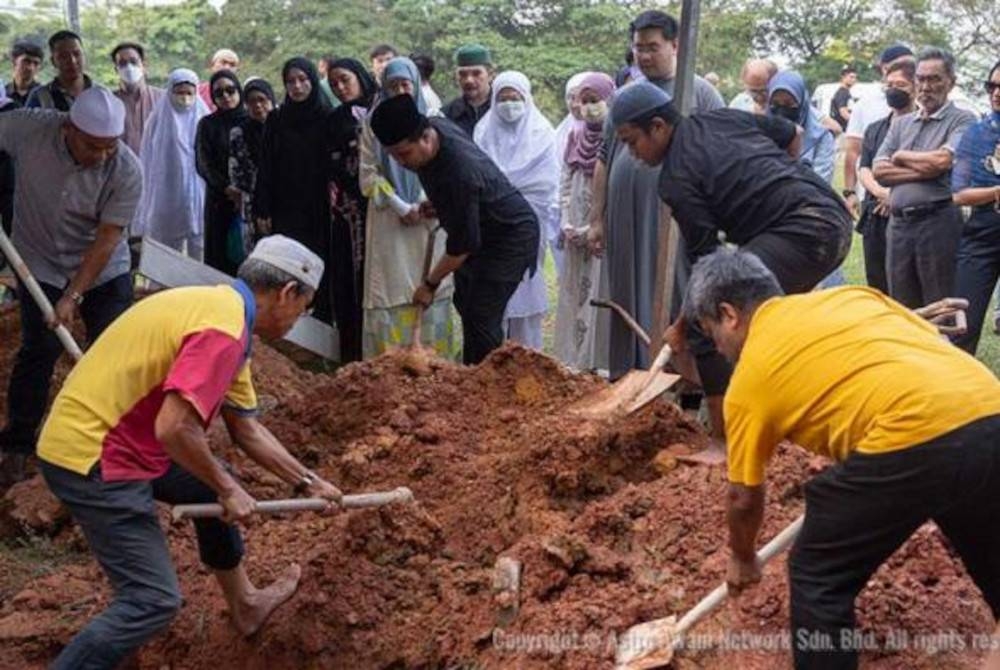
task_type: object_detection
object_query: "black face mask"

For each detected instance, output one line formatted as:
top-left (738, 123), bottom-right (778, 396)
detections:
top-left (885, 87), bottom-right (912, 110)
top-left (770, 105), bottom-right (800, 123)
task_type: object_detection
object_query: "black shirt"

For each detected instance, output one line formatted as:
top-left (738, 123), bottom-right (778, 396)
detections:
top-left (658, 109), bottom-right (846, 261)
top-left (441, 94), bottom-right (491, 137)
top-left (830, 85), bottom-right (852, 131)
top-left (859, 113), bottom-right (893, 204)
top-left (417, 117), bottom-right (539, 282)
top-left (4, 81), bottom-right (39, 108)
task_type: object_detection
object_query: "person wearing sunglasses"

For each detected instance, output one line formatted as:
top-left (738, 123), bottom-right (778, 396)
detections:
top-left (195, 70), bottom-right (247, 275)
top-left (950, 59), bottom-right (1000, 354)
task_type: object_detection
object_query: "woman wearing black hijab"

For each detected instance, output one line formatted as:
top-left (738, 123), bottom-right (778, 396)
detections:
top-left (255, 57), bottom-right (335, 322)
top-left (195, 69), bottom-right (247, 275)
top-left (230, 78), bottom-right (276, 250)
top-left (326, 58), bottom-right (377, 362)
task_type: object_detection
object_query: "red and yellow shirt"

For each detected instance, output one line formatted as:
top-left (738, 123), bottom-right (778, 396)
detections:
top-left (38, 283), bottom-right (258, 481)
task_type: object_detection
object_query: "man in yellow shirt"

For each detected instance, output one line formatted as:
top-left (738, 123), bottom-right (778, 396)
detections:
top-left (683, 249), bottom-right (1000, 669)
top-left (38, 235), bottom-right (342, 670)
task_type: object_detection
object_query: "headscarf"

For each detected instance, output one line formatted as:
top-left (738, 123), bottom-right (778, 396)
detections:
top-left (136, 68), bottom-right (208, 240)
top-left (371, 57), bottom-right (426, 203)
top-left (240, 77), bottom-right (276, 163)
top-left (279, 57), bottom-right (331, 126)
top-left (554, 72), bottom-right (589, 169)
top-left (329, 57), bottom-right (377, 110)
top-left (474, 71), bottom-right (559, 204)
top-left (767, 70), bottom-right (830, 161)
top-left (208, 69), bottom-right (245, 121)
top-left (564, 72), bottom-right (615, 177)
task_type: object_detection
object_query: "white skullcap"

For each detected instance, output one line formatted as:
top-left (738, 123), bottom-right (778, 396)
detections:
top-left (69, 86), bottom-right (126, 139)
top-left (212, 48), bottom-right (239, 65)
top-left (248, 235), bottom-right (324, 290)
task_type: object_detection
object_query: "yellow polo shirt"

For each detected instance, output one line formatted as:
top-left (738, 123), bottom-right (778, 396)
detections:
top-left (726, 287), bottom-right (1000, 486)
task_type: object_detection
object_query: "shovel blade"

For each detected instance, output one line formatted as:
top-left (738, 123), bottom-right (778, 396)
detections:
top-left (571, 371), bottom-right (679, 419)
top-left (615, 615), bottom-right (678, 670)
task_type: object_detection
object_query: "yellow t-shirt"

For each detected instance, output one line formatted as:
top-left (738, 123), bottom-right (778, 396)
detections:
top-left (726, 287), bottom-right (1000, 486)
top-left (38, 284), bottom-right (258, 481)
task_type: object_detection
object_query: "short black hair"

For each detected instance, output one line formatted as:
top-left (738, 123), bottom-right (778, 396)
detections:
top-left (624, 48), bottom-right (634, 66)
top-left (410, 52), bottom-right (435, 81)
top-left (629, 10), bottom-right (679, 41)
top-left (885, 59), bottom-right (916, 81)
top-left (630, 102), bottom-right (682, 132)
top-left (48, 30), bottom-right (82, 51)
top-left (11, 39), bottom-right (43, 60)
top-left (369, 43), bottom-right (397, 59)
top-left (840, 65), bottom-right (857, 76)
top-left (110, 41), bottom-right (145, 63)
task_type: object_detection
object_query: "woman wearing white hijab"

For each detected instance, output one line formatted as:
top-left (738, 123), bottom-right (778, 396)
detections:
top-left (136, 68), bottom-right (209, 260)
top-left (474, 71), bottom-right (559, 351)
top-left (551, 71), bottom-right (589, 280)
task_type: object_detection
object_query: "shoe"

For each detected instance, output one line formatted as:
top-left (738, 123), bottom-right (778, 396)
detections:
top-left (0, 453), bottom-right (29, 489)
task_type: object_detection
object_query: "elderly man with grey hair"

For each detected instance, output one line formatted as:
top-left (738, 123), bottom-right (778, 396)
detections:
top-left (688, 248), bottom-right (1000, 670)
top-left (36, 235), bottom-right (343, 669)
top-left (873, 47), bottom-right (976, 309)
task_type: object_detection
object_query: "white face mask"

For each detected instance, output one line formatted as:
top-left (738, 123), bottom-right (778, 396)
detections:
top-left (496, 100), bottom-right (526, 123)
top-left (118, 64), bottom-right (143, 86)
top-left (171, 93), bottom-right (196, 111)
top-left (581, 101), bottom-right (607, 124)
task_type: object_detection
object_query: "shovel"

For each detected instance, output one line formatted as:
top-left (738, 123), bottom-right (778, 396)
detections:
top-left (171, 486), bottom-right (415, 522)
top-left (570, 342), bottom-right (679, 419)
top-left (615, 515), bottom-right (804, 670)
top-left (401, 225), bottom-right (440, 375)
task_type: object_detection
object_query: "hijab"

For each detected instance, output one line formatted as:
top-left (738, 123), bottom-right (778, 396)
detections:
top-left (564, 72), bottom-right (614, 177)
top-left (136, 68), bottom-right (208, 239)
top-left (554, 72), bottom-right (589, 170)
top-left (279, 57), bottom-right (331, 126)
top-left (208, 69), bottom-right (245, 122)
top-left (329, 57), bottom-right (378, 111)
top-left (371, 57), bottom-right (426, 203)
top-left (240, 77), bottom-right (276, 163)
top-left (474, 71), bottom-right (559, 206)
top-left (767, 70), bottom-right (830, 160)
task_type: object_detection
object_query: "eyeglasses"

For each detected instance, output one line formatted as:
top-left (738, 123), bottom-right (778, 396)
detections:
top-left (212, 85), bottom-right (238, 99)
top-left (985, 82), bottom-right (1000, 94)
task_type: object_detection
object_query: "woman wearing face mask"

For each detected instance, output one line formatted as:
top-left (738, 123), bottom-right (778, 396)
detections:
top-left (553, 72), bottom-right (614, 370)
top-left (767, 70), bottom-right (842, 288)
top-left (255, 57), bottom-right (336, 322)
top-left (328, 58), bottom-right (378, 362)
top-left (229, 78), bottom-right (276, 252)
top-left (474, 71), bottom-right (559, 351)
top-left (359, 56), bottom-right (455, 359)
top-left (136, 68), bottom-right (209, 261)
top-left (951, 59), bottom-right (1000, 354)
top-left (195, 69), bottom-right (247, 275)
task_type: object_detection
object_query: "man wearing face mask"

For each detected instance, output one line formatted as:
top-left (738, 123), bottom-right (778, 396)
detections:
top-left (111, 42), bottom-right (164, 157)
top-left (26, 30), bottom-right (92, 111)
top-left (442, 44), bottom-right (494, 137)
top-left (855, 60), bottom-right (916, 293)
top-left (0, 87), bottom-right (141, 487)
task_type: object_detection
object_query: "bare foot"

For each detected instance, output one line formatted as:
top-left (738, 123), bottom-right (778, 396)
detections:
top-left (231, 564), bottom-right (302, 636)
top-left (676, 440), bottom-right (727, 467)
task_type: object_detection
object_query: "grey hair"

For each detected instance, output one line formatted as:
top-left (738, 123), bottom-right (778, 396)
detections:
top-left (682, 249), bottom-right (783, 324)
top-left (236, 258), bottom-right (311, 295)
top-left (917, 47), bottom-right (956, 80)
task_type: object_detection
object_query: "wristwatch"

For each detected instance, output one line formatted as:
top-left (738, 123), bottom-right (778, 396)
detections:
top-left (841, 189), bottom-right (857, 198)
top-left (424, 277), bottom-right (441, 291)
top-left (66, 290), bottom-right (84, 306)
top-left (293, 471), bottom-right (317, 495)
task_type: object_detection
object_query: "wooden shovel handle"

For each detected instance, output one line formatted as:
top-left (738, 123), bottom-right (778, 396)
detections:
top-left (171, 486), bottom-right (415, 522)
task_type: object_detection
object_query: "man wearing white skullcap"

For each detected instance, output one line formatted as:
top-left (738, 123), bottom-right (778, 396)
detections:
top-left (0, 86), bottom-right (141, 488)
top-left (36, 234), bottom-right (341, 667)
top-left (197, 47), bottom-right (240, 110)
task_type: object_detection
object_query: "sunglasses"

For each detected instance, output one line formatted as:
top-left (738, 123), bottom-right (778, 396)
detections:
top-left (212, 85), bottom-right (238, 99)
top-left (985, 81), bottom-right (1000, 94)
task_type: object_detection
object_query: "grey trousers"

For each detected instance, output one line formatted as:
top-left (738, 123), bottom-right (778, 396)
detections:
top-left (886, 205), bottom-right (963, 309)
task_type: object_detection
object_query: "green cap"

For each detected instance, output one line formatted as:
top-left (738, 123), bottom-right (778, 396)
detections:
top-left (455, 44), bottom-right (492, 67)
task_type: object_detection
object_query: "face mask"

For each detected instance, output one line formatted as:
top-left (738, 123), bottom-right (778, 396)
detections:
top-left (770, 105), bottom-right (800, 123)
top-left (171, 93), bottom-right (196, 111)
top-left (118, 64), bottom-right (143, 86)
top-left (885, 87), bottom-right (911, 110)
top-left (496, 100), bottom-right (526, 123)
top-left (581, 101), bottom-right (607, 124)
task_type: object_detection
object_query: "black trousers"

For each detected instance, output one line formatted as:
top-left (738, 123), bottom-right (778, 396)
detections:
top-left (859, 211), bottom-right (890, 294)
top-left (789, 415), bottom-right (1000, 669)
top-left (953, 208), bottom-right (1000, 355)
top-left (692, 205), bottom-right (853, 395)
top-left (452, 269), bottom-right (519, 365)
top-left (0, 274), bottom-right (132, 455)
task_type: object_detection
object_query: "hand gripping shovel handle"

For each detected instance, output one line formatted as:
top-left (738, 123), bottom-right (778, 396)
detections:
top-left (0, 228), bottom-right (83, 361)
top-left (412, 225), bottom-right (440, 347)
top-left (171, 486), bottom-right (415, 522)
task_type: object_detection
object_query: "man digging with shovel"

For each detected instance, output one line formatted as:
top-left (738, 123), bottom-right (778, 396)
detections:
top-left (687, 249), bottom-right (1000, 670)
top-left (36, 235), bottom-right (343, 669)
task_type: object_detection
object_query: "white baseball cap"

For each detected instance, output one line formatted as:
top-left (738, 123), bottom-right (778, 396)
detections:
top-left (247, 234), bottom-right (324, 290)
top-left (69, 86), bottom-right (126, 139)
